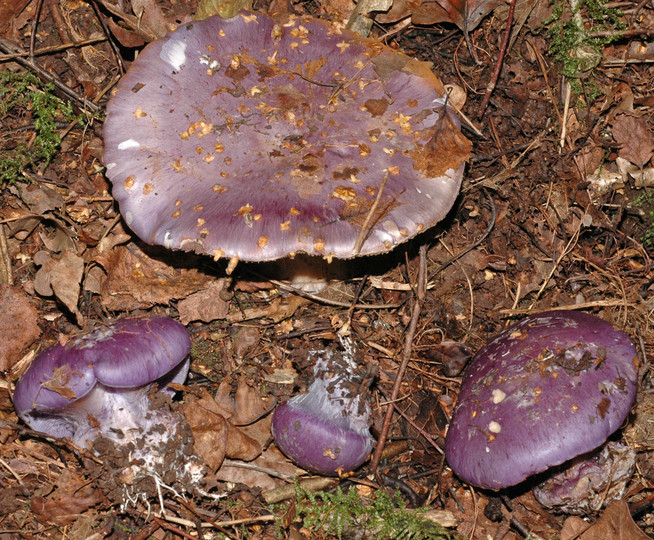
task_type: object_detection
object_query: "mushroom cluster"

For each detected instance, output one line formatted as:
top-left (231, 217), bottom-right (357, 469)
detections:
top-left (272, 344), bottom-right (374, 475)
top-left (103, 12), bottom-right (470, 271)
top-left (444, 310), bottom-right (638, 511)
top-left (13, 316), bottom-right (203, 502)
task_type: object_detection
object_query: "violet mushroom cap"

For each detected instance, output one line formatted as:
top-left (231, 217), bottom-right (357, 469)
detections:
top-left (444, 310), bottom-right (638, 491)
top-left (271, 348), bottom-right (374, 475)
top-left (103, 12), bottom-right (470, 265)
top-left (13, 316), bottom-right (191, 448)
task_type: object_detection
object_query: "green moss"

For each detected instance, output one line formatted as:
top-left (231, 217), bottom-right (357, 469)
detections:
top-left (543, 0), bottom-right (625, 102)
top-left (274, 483), bottom-right (455, 539)
top-left (0, 71), bottom-right (78, 185)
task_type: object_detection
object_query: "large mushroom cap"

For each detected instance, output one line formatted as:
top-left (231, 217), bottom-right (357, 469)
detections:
top-left (103, 12), bottom-right (470, 263)
top-left (13, 316), bottom-right (191, 440)
top-left (444, 310), bottom-right (638, 491)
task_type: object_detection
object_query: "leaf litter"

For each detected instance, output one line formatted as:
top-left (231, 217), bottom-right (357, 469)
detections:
top-left (1, 0), bottom-right (654, 538)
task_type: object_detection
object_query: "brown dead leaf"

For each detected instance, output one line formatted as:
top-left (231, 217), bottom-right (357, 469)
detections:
top-left (0, 0), bottom-right (31, 35)
top-left (0, 284), bottom-right (40, 371)
top-left (33, 250), bottom-right (84, 324)
top-left (177, 280), bottom-right (230, 324)
top-left (12, 182), bottom-right (64, 215)
top-left (50, 251), bottom-right (84, 325)
top-left (184, 388), bottom-right (262, 472)
top-left (106, 18), bottom-right (146, 48)
top-left (613, 114), bottom-right (654, 168)
top-left (131, 0), bottom-right (172, 39)
top-left (215, 446), bottom-right (305, 491)
top-left (93, 244), bottom-right (213, 311)
top-left (377, 0), bottom-right (504, 32)
top-left (561, 500), bottom-right (648, 540)
top-left (411, 114), bottom-right (472, 178)
top-left (215, 377), bottom-right (273, 449)
top-left (31, 470), bottom-right (103, 526)
top-left (227, 294), bottom-right (309, 323)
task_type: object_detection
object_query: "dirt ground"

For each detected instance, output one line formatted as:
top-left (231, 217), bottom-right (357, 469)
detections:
top-left (1, 0), bottom-right (654, 538)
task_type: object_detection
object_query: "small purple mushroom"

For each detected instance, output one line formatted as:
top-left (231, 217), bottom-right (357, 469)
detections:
top-left (271, 346), bottom-right (374, 475)
top-left (13, 316), bottom-right (191, 448)
top-left (444, 310), bottom-right (638, 494)
top-left (103, 12), bottom-right (470, 271)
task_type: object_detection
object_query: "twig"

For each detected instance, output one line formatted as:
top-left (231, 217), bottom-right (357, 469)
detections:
top-left (370, 245), bottom-right (427, 472)
top-left (0, 38), bottom-right (100, 112)
top-left (559, 80), bottom-right (572, 150)
top-left (0, 37), bottom-right (108, 61)
top-left (378, 389), bottom-right (443, 455)
top-left (478, 0), bottom-right (517, 118)
top-left (269, 279), bottom-right (402, 309)
top-left (353, 170), bottom-right (390, 255)
top-left (525, 38), bottom-right (562, 127)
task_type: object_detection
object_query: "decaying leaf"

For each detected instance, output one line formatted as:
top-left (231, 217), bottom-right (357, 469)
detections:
top-left (184, 387), bottom-right (263, 472)
top-left (376, 0), bottom-right (505, 32)
top-left (347, 0), bottom-right (394, 37)
top-left (561, 500), bottom-right (648, 540)
top-left (33, 250), bottom-right (84, 325)
top-left (195, 0), bottom-right (253, 20)
top-left (613, 114), bottom-right (654, 168)
top-left (177, 280), bottom-right (230, 324)
top-left (92, 244), bottom-right (213, 311)
top-left (0, 284), bottom-right (40, 371)
top-left (30, 470), bottom-right (103, 526)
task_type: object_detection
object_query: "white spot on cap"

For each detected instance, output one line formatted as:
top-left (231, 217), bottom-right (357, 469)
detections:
top-left (106, 162), bottom-right (116, 170)
top-left (491, 389), bottom-right (506, 404)
top-left (125, 211), bottom-right (133, 225)
top-left (118, 139), bottom-right (140, 150)
top-left (161, 39), bottom-right (187, 71)
top-left (488, 421), bottom-right (501, 433)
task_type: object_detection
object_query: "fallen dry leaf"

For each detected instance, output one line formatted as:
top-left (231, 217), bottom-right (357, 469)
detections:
top-left (33, 250), bottom-right (84, 324)
top-left (31, 470), bottom-right (103, 526)
top-left (227, 294), bottom-right (309, 323)
top-left (561, 500), bottom-right (649, 540)
top-left (613, 114), bottom-right (654, 168)
top-left (93, 243), bottom-right (213, 311)
top-left (0, 284), bottom-right (40, 371)
top-left (50, 251), bottom-right (84, 325)
top-left (177, 280), bottom-right (230, 324)
top-left (215, 446), bottom-right (305, 492)
top-left (184, 388), bottom-right (262, 472)
top-left (377, 0), bottom-right (504, 32)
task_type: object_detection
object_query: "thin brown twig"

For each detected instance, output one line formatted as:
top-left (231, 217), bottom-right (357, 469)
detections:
top-left (269, 279), bottom-right (402, 309)
top-left (526, 38), bottom-right (562, 126)
top-left (370, 244), bottom-right (427, 472)
top-left (353, 170), bottom-right (390, 255)
top-left (0, 37), bottom-right (108, 62)
top-left (378, 389), bottom-right (443, 455)
top-left (478, 0), bottom-right (517, 118)
top-left (0, 38), bottom-right (100, 112)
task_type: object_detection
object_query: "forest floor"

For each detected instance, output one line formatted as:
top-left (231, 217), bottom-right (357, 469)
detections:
top-left (1, 0), bottom-right (654, 538)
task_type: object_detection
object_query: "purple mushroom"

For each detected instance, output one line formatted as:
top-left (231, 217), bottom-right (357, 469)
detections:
top-left (13, 316), bottom-right (191, 449)
top-left (444, 310), bottom-right (638, 494)
top-left (103, 12), bottom-right (470, 271)
top-left (271, 345), bottom-right (374, 475)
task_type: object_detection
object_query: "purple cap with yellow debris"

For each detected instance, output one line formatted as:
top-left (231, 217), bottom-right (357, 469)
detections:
top-left (103, 12), bottom-right (470, 264)
top-left (444, 310), bottom-right (638, 490)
